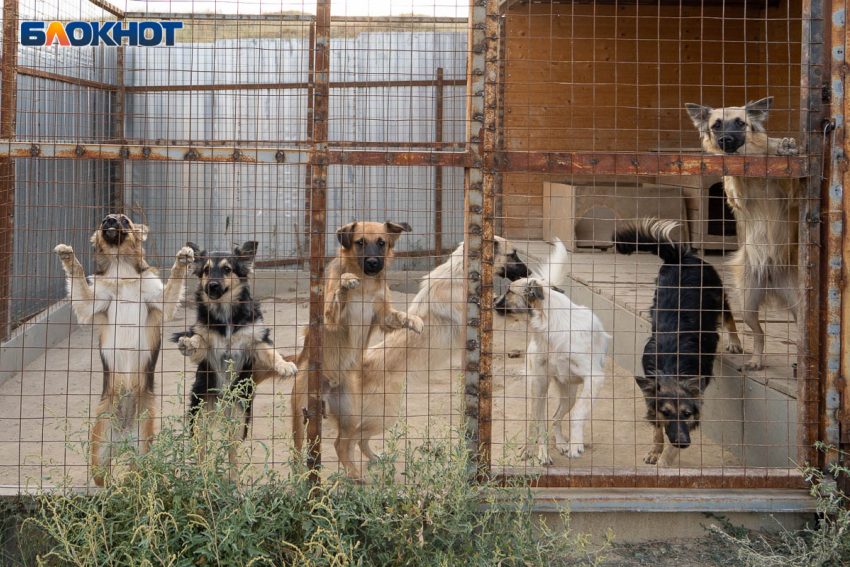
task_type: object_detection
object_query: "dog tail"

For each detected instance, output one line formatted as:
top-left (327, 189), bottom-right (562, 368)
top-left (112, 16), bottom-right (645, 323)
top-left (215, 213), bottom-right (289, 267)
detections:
top-left (533, 237), bottom-right (570, 286)
top-left (612, 218), bottom-right (688, 265)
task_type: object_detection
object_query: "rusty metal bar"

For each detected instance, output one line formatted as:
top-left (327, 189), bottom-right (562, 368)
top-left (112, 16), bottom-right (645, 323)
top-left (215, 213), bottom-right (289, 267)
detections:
top-left (0, 0), bottom-right (18, 342)
top-left (843, 0), bottom-right (850, 458)
top-left (463, 0), bottom-right (498, 478)
top-left (124, 78), bottom-right (466, 93)
top-left (799, 0), bottom-right (827, 470)
top-left (434, 68), bottom-right (444, 262)
top-left (494, 16), bottom-right (506, 238)
top-left (88, 0), bottom-right (124, 18)
top-left (495, 468), bottom-right (808, 489)
top-left (307, 0), bottom-right (331, 478)
top-left (301, 21), bottom-right (316, 270)
top-left (110, 46), bottom-right (125, 213)
top-left (17, 66), bottom-right (117, 92)
top-left (123, 12), bottom-right (466, 24)
top-left (495, 151), bottom-right (808, 178)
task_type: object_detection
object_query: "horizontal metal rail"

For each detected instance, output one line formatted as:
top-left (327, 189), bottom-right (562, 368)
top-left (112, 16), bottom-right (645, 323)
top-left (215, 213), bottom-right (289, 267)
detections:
top-left (124, 78), bottom-right (466, 93)
top-left (0, 141), bottom-right (808, 177)
top-left (123, 12), bottom-right (467, 24)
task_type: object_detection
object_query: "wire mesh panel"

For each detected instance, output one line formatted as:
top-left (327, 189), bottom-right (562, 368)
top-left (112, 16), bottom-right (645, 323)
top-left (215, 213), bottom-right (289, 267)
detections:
top-left (0, 0), bottom-right (835, 492)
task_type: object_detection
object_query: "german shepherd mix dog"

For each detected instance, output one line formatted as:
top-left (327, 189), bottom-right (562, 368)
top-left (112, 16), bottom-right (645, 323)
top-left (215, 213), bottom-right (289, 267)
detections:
top-left (291, 221), bottom-right (423, 478)
top-left (172, 241), bottom-right (297, 470)
top-left (614, 219), bottom-right (743, 466)
top-left (686, 96), bottom-right (800, 371)
top-left (54, 214), bottom-right (194, 486)
top-left (495, 239), bottom-right (611, 463)
top-left (339, 236), bottom-right (528, 478)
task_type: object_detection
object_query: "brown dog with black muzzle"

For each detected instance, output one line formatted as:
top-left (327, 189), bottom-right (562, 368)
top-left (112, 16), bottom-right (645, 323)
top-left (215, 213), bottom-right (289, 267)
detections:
top-left (290, 221), bottom-right (423, 479)
top-left (55, 214), bottom-right (194, 486)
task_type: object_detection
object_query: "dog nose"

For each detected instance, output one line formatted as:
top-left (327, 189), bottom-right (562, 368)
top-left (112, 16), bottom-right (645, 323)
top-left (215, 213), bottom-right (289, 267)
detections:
top-left (207, 281), bottom-right (222, 293)
top-left (718, 135), bottom-right (734, 147)
top-left (103, 217), bottom-right (118, 228)
top-left (365, 257), bottom-right (380, 271)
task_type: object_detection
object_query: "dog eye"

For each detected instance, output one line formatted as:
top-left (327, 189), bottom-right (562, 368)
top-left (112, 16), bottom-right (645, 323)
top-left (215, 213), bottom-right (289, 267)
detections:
top-left (377, 239), bottom-right (386, 247)
top-left (682, 410), bottom-right (692, 418)
top-left (203, 266), bottom-right (210, 275)
top-left (121, 217), bottom-right (129, 226)
top-left (711, 120), bottom-right (722, 130)
top-left (735, 118), bottom-right (745, 127)
top-left (355, 239), bottom-right (364, 246)
top-left (223, 266), bottom-right (231, 274)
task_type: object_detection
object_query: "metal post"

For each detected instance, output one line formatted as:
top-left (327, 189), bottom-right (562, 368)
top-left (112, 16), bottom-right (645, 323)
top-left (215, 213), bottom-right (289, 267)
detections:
top-left (302, 21), bottom-right (316, 269)
top-left (463, 0), bottom-right (499, 477)
top-left (0, 0), bottom-right (19, 341)
top-left (111, 45), bottom-right (126, 213)
top-left (494, 17), bottom-right (506, 239)
top-left (434, 68), bottom-right (444, 262)
top-left (307, 1), bottom-right (330, 478)
top-left (798, 0), bottom-right (827, 469)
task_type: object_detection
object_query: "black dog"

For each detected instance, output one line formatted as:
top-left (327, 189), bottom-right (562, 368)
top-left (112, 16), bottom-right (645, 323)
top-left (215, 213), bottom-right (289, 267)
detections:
top-left (613, 219), bottom-right (742, 466)
top-left (172, 241), bottom-right (296, 472)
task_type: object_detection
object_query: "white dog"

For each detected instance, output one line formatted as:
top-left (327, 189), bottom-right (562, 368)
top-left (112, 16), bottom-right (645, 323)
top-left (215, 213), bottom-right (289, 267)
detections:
top-left (495, 239), bottom-right (611, 464)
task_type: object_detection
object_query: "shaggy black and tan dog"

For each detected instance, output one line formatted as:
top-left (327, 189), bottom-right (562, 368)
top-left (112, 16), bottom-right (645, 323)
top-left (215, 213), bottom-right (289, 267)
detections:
top-left (614, 219), bottom-right (742, 466)
top-left (172, 241), bottom-right (297, 470)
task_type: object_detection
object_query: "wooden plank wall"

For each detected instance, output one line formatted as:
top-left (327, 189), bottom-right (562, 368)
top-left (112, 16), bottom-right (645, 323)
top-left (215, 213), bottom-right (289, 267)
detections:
top-left (501, 0), bottom-right (802, 240)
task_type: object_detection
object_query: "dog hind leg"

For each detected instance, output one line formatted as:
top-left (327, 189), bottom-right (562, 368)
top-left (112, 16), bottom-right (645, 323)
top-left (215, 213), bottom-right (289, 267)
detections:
top-left (740, 283), bottom-right (768, 371)
top-left (723, 294), bottom-right (744, 354)
top-left (564, 364), bottom-right (604, 459)
top-left (553, 380), bottom-right (577, 456)
top-left (521, 368), bottom-right (552, 466)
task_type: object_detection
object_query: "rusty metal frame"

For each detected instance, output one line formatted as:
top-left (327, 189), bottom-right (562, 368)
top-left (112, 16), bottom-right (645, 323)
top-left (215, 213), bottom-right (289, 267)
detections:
top-left (797, 0), bottom-right (828, 472)
top-left (305, 0), bottom-right (331, 478)
top-left (0, 0), bottom-right (18, 342)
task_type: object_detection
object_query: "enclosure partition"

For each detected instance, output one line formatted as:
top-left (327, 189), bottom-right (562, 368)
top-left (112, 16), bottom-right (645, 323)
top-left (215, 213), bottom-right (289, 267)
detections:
top-left (0, 0), bottom-right (845, 495)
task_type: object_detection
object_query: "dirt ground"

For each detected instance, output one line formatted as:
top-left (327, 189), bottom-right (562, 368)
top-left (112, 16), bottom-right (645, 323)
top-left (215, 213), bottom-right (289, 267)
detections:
top-left (0, 286), bottom-right (738, 488)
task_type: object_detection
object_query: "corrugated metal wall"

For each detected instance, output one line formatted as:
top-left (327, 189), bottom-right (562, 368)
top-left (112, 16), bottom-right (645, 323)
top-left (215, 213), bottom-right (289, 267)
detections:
top-left (8, 30), bottom-right (467, 322)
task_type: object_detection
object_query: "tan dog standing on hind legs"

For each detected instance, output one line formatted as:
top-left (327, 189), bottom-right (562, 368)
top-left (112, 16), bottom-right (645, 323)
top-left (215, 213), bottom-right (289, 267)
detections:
top-left (686, 96), bottom-right (800, 371)
top-left (291, 221), bottom-right (423, 480)
top-left (54, 214), bottom-right (194, 486)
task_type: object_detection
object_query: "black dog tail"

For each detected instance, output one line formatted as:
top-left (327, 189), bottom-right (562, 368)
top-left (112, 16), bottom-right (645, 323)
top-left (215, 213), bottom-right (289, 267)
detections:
top-left (612, 218), bottom-right (690, 265)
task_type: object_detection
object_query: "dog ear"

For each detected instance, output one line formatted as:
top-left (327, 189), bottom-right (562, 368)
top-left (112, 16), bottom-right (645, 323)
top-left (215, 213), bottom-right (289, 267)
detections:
top-left (635, 374), bottom-right (657, 396)
top-left (525, 279), bottom-right (545, 301)
top-left (134, 224), bottom-right (150, 242)
top-left (385, 221), bottom-right (412, 245)
top-left (337, 222), bottom-right (358, 249)
top-left (186, 242), bottom-right (206, 276)
top-left (682, 376), bottom-right (706, 398)
top-left (685, 103), bottom-right (712, 129)
top-left (745, 96), bottom-right (773, 124)
top-left (237, 241), bottom-right (259, 259)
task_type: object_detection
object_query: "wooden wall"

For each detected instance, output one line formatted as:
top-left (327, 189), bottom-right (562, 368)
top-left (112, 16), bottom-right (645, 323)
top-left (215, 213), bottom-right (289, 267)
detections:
top-left (500, 0), bottom-right (802, 240)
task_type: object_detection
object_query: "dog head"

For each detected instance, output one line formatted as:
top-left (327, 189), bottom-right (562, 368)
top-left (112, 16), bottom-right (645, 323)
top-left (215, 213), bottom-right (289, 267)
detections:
top-left (494, 277), bottom-right (557, 316)
top-left (494, 236), bottom-right (530, 281)
top-left (91, 214), bottom-right (149, 272)
top-left (186, 241), bottom-right (257, 302)
top-left (686, 97), bottom-right (773, 155)
top-left (336, 221), bottom-right (411, 277)
top-left (636, 374), bottom-right (705, 449)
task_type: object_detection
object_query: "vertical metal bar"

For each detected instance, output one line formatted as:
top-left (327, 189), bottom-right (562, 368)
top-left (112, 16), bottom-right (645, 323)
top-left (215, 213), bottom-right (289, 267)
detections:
top-left (463, 0), bottom-right (498, 477)
top-left (824, 0), bottom-right (846, 471)
top-left (494, 17), bottom-right (506, 239)
top-left (434, 67), bottom-right (444, 262)
top-left (0, 0), bottom-right (19, 341)
top-left (307, 3), bottom-right (330, 478)
top-left (799, 0), bottom-right (826, 469)
top-left (302, 21), bottom-right (316, 270)
top-left (111, 45), bottom-right (126, 213)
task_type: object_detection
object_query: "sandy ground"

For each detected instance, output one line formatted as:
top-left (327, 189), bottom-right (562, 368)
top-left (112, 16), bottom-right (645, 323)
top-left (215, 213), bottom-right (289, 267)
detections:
top-left (0, 287), bottom-right (737, 488)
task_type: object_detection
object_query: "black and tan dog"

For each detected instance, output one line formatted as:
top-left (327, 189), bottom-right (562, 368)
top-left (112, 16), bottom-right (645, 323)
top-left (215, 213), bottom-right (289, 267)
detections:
top-left (290, 221), bottom-right (423, 478)
top-left (172, 241), bottom-right (297, 470)
top-left (55, 214), bottom-right (194, 486)
top-left (686, 96), bottom-right (799, 371)
top-left (614, 219), bottom-right (742, 466)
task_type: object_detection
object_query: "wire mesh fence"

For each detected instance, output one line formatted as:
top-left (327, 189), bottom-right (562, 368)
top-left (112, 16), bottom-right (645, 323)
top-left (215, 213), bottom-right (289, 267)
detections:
top-left (0, 0), bottom-right (842, 491)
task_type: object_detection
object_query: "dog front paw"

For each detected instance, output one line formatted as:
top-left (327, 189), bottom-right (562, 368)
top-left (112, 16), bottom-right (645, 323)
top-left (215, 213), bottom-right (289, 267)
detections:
top-left (275, 358), bottom-right (298, 378)
top-left (177, 335), bottom-right (201, 356)
top-left (725, 341), bottom-right (744, 354)
top-left (557, 441), bottom-right (584, 459)
top-left (742, 357), bottom-right (764, 371)
top-left (778, 137), bottom-right (799, 156)
top-left (340, 273), bottom-right (360, 290)
top-left (54, 244), bottom-right (74, 262)
top-left (403, 314), bottom-right (424, 334)
top-left (644, 448), bottom-right (662, 465)
top-left (175, 246), bottom-right (195, 268)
